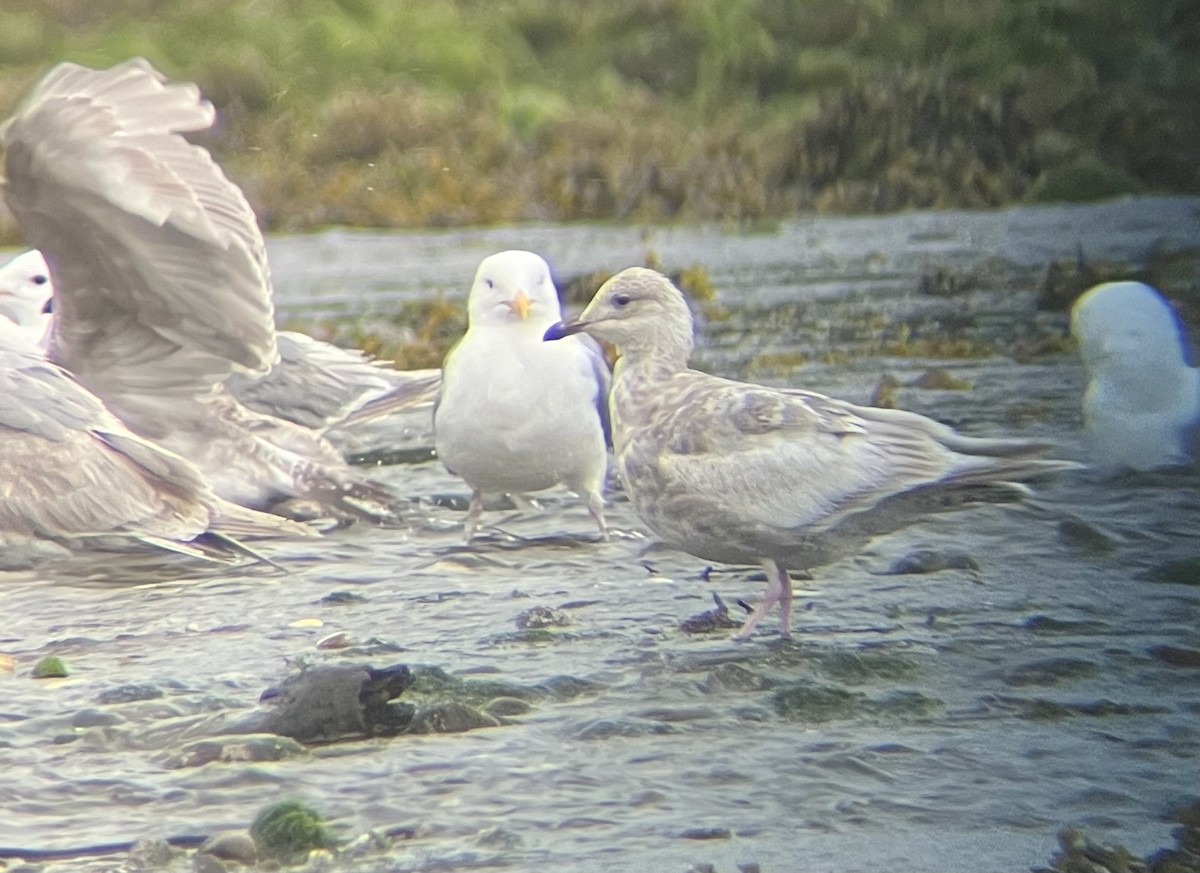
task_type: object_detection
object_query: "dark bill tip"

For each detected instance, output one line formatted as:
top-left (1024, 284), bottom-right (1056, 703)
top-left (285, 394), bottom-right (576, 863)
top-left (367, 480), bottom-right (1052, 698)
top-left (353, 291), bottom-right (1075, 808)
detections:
top-left (543, 320), bottom-right (585, 342)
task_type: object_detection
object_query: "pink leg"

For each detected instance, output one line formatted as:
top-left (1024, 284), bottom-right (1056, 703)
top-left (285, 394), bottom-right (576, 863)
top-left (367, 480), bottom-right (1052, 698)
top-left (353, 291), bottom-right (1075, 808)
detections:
top-left (464, 488), bottom-right (484, 542)
top-left (732, 559), bottom-right (793, 641)
top-left (586, 491), bottom-right (609, 541)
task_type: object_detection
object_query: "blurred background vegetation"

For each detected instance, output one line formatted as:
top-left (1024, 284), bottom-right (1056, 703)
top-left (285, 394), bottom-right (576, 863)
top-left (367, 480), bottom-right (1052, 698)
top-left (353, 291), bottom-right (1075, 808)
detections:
top-left (1, 0), bottom-right (1197, 234)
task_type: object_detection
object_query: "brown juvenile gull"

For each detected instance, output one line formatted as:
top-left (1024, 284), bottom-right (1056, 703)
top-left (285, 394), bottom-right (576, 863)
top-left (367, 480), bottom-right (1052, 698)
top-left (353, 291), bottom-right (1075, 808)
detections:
top-left (0, 59), bottom-right (418, 518)
top-left (434, 250), bottom-right (610, 540)
top-left (0, 318), bottom-right (314, 565)
top-left (545, 267), bottom-right (1079, 640)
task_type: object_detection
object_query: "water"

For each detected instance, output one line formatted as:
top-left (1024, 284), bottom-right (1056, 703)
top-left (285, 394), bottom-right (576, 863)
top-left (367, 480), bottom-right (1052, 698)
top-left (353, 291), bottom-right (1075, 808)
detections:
top-left (2, 196), bottom-right (1198, 872)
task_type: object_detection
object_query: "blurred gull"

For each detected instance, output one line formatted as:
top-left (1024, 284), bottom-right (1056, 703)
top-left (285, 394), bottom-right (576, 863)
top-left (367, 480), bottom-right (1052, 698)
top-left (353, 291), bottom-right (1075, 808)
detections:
top-left (1, 59), bottom-right (432, 517)
top-left (434, 250), bottom-right (610, 540)
top-left (0, 317), bottom-right (314, 565)
top-left (1070, 280), bottom-right (1199, 471)
top-left (0, 250), bottom-right (440, 439)
top-left (546, 267), bottom-right (1078, 640)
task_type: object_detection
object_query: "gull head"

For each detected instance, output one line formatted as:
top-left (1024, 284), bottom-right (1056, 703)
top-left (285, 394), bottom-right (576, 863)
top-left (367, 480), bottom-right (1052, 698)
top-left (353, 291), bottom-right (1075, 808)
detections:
top-left (468, 250), bottom-right (561, 328)
top-left (0, 249), bottom-right (53, 327)
top-left (1071, 281), bottom-right (1190, 371)
top-left (543, 267), bottom-right (694, 363)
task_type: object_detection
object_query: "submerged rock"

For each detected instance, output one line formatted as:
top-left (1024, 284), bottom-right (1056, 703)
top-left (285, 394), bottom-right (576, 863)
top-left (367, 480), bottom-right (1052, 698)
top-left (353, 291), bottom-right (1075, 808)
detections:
top-left (407, 701), bottom-right (500, 734)
top-left (514, 605), bottom-right (571, 630)
top-left (883, 548), bottom-right (980, 575)
top-left (681, 592), bottom-right (742, 633)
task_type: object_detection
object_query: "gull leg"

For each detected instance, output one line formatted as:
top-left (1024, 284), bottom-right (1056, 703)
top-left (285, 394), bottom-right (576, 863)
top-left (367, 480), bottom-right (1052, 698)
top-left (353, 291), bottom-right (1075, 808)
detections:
top-left (586, 491), bottom-right (609, 541)
top-left (464, 488), bottom-right (484, 542)
top-left (777, 566), bottom-right (794, 640)
top-left (732, 559), bottom-right (788, 641)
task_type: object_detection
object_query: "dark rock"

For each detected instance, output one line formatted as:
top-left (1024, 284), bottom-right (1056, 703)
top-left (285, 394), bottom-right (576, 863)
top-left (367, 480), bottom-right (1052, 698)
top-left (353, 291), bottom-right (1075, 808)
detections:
top-left (884, 548), bottom-right (980, 575)
top-left (408, 702), bottom-right (500, 734)
top-left (772, 681), bottom-right (863, 722)
top-left (1057, 519), bottom-right (1118, 554)
top-left (1148, 645), bottom-right (1200, 669)
top-left (701, 663), bottom-right (771, 693)
top-left (514, 606), bottom-right (571, 630)
top-left (1003, 658), bottom-right (1101, 687)
top-left (71, 708), bottom-right (125, 728)
top-left (679, 827), bottom-right (732, 840)
top-left (251, 663), bottom-right (414, 742)
top-left (681, 592), bottom-right (742, 633)
top-left (97, 683), bottom-right (164, 705)
top-left (163, 734), bottom-right (309, 769)
top-left (1141, 558), bottom-right (1200, 586)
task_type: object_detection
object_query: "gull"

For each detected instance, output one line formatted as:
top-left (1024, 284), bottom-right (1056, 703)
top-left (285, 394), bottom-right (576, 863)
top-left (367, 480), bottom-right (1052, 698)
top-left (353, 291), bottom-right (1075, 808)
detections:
top-left (0, 249), bottom-right (52, 350)
top-left (0, 316), bottom-right (314, 565)
top-left (0, 59), bottom-right (412, 517)
top-left (545, 267), bottom-right (1079, 640)
top-left (433, 250), bottom-right (610, 540)
top-left (1070, 281), bottom-right (1198, 471)
top-left (0, 249), bottom-right (441, 438)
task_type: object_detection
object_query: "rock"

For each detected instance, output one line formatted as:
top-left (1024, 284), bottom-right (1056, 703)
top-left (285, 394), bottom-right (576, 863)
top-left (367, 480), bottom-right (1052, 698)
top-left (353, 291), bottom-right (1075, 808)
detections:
top-left (883, 548), bottom-right (980, 575)
top-left (679, 827), bottom-right (731, 840)
top-left (482, 696), bottom-right (534, 717)
top-left (514, 606), bottom-right (571, 630)
top-left (772, 681), bottom-right (864, 722)
top-left (1141, 558), bottom-right (1200, 586)
top-left (408, 702), bottom-right (500, 734)
top-left (163, 734), bottom-right (309, 769)
top-left (97, 683), bottom-right (165, 705)
top-left (128, 837), bottom-right (178, 869)
top-left (681, 592), bottom-right (742, 633)
top-left (199, 831), bottom-right (258, 864)
top-left (250, 663), bottom-right (415, 742)
top-left (1002, 658), bottom-right (1101, 687)
top-left (1147, 645), bottom-right (1200, 669)
top-left (71, 708), bottom-right (125, 728)
top-left (1058, 519), bottom-right (1118, 554)
top-left (192, 853), bottom-right (229, 873)
top-left (475, 826), bottom-right (523, 849)
top-left (701, 663), bottom-right (770, 693)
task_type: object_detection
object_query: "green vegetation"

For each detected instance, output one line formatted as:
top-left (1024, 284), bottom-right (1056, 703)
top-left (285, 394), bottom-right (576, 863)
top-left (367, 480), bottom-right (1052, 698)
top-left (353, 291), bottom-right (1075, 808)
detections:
top-left (1, 0), bottom-right (1196, 235)
top-left (250, 800), bottom-right (338, 862)
top-left (31, 655), bottom-right (68, 678)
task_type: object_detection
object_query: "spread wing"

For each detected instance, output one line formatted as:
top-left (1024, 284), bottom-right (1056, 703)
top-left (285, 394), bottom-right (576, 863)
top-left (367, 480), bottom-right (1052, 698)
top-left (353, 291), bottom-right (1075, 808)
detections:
top-left (1, 58), bottom-right (276, 399)
top-left (0, 347), bottom-right (213, 541)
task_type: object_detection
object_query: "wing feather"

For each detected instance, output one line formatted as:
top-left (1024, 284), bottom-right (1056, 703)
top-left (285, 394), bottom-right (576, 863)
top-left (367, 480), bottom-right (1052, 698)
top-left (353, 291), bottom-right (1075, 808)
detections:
top-left (2, 58), bottom-right (275, 397)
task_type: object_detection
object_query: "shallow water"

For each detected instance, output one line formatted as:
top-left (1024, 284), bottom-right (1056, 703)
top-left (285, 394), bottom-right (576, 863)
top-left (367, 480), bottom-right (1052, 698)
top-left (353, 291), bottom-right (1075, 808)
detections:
top-left (2, 196), bottom-right (1198, 872)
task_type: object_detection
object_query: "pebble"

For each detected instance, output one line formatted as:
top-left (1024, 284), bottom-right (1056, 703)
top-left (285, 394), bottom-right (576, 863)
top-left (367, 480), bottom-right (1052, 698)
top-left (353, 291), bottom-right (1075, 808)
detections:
top-left (199, 831), bottom-right (258, 864)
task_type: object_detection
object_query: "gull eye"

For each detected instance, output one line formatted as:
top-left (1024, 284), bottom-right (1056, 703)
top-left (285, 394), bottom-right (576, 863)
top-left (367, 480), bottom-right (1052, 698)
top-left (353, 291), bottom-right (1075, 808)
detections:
top-left (612, 293), bottom-right (632, 308)
top-left (484, 278), bottom-right (494, 289)
top-left (33, 274), bottom-right (48, 285)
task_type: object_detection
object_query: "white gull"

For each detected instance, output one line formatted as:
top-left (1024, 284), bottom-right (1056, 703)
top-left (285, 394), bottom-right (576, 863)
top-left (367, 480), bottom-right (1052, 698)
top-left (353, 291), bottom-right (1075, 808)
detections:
top-left (1070, 280), bottom-right (1198, 471)
top-left (434, 250), bottom-right (610, 540)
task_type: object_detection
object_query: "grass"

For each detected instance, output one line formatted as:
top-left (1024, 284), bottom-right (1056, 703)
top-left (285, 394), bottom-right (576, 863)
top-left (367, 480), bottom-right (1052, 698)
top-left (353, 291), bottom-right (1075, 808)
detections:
top-left (0, 0), bottom-right (1197, 238)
